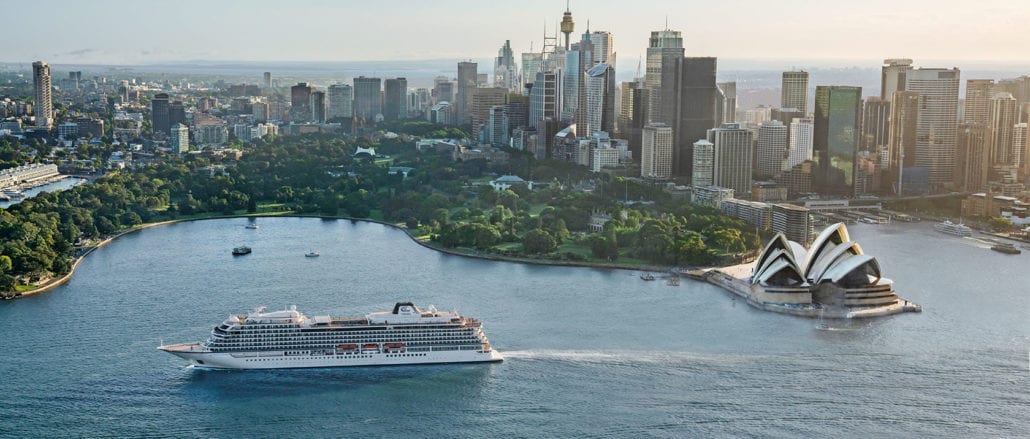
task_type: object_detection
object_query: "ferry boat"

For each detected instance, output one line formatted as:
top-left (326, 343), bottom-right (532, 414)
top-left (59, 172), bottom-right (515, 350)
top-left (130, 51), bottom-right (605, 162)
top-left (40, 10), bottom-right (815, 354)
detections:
top-left (232, 246), bottom-right (252, 255)
top-left (640, 273), bottom-right (656, 281)
top-left (1, 189), bottom-right (24, 200)
top-left (990, 242), bottom-right (1022, 255)
top-left (934, 220), bottom-right (972, 237)
top-left (158, 302), bottom-right (503, 369)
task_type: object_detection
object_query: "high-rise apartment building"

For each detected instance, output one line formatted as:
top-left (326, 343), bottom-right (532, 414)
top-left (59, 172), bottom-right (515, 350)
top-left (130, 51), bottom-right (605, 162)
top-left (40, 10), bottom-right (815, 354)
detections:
top-left (707, 123), bottom-right (754, 196)
top-left (353, 76), bottom-right (382, 122)
top-left (171, 123), bottom-right (189, 154)
top-left (691, 139), bottom-right (714, 187)
top-left (964, 79), bottom-right (995, 125)
top-left (641, 123), bottom-right (673, 179)
top-left (328, 84), bottom-right (353, 120)
top-left (456, 62), bottom-right (478, 125)
top-left (384, 78), bottom-right (408, 121)
top-left (32, 61), bottom-right (53, 128)
top-left (906, 67), bottom-right (960, 189)
top-left (881, 59), bottom-right (913, 101)
top-left (988, 92), bottom-right (1019, 165)
top-left (757, 120), bottom-right (788, 178)
top-left (290, 83), bottom-right (315, 123)
top-left (781, 70), bottom-right (808, 112)
top-left (813, 86), bottom-right (862, 196)
top-left (263, 72), bottom-right (272, 89)
top-left (151, 93), bottom-right (170, 137)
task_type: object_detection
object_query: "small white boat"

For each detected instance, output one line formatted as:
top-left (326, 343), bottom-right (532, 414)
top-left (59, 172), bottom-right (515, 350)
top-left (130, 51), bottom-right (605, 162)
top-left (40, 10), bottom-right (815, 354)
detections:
top-left (245, 224), bottom-right (259, 229)
top-left (305, 251), bottom-right (320, 257)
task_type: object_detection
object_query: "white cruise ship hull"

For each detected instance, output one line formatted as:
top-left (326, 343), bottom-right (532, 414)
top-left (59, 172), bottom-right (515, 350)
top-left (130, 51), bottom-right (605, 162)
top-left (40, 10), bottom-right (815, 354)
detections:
top-left (160, 344), bottom-right (502, 370)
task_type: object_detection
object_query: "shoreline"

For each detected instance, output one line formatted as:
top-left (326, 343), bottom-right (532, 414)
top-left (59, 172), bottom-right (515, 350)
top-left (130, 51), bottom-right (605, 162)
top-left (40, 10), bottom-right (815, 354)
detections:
top-left (8, 214), bottom-right (682, 300)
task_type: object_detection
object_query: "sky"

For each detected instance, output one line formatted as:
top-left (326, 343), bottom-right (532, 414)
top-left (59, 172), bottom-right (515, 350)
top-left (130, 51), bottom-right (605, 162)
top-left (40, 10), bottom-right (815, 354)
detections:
top-left (6, 0), bottom-right (1030, 68)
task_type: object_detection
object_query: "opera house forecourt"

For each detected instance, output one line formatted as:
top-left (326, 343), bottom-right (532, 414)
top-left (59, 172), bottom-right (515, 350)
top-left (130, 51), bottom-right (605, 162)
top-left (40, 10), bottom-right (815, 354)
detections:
top-left (706, 223), bottom-right (921, 318)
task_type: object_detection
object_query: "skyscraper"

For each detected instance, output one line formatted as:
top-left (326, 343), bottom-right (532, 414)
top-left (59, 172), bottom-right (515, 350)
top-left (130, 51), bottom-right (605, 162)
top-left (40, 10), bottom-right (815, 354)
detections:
top-left (641, 123), bottom-right (673, 179)
top-left (886, 91), bottom-right (920, 194)
top-left (521, 53), bottom-right (544, 91)
top-left (353, 76), bottom-right (382, 122)
top-left (310, 91), bottom-right (326, 123)
top-left (645, 30), bottom-right (684, 124)
top-left (707, 123), bottom-right (754, 196)
top-left (32, 61), bottom-right (53, 128)
top-left (471, 87), bottom-right (506, 141)
top-left (563, 37), bottom-right (592, 123)
top-left (151, 93), bottom-right (170, 138)
top-left (906, 67), bottom-right (960, 189)
top-left (433, 78), bottom-right (455, 105)
top-left (861, 97), bottom-right (891, 152)
top-left (560, 3), bottom-right (575, 51)
top-left (716, 82), bottom-right (737, 125)
top-left (813, 86), bottom-right (862, 196)
top-left (881, 59), bottom-right (913, 101)
top-left (290, 83), bottom-right (315, 123)
top-left (529, 71), bottom-right (561, 132)
top-left (328, 84), bottom-right (353, 120)
top-left (756, 120), bottom-right (788, 178)
top-left (584, 63), bottom-right (615, 137)
top-left (664, 56), bottom-right (720, 177)
top-left (958, 123), bottom-right (991, 192)
top-left (384, 78), bottom-right (408, 121)
top-left (691, 140), bottom-right (714, 187)
top-left (781, 70), bottom-right (809, 112)
top-left (494, 40), bottom-right (517, 91)
top-left (786, 117), bottom-right (814, 171)
top-left (169, 101), bottom-right (185, 127)
top-left (456, 62), bottom-right (478, 125)
top-left (589, 31), bottom-right (614, 66)
top-left (263, 72), bottom-right (272, 89)
top-left (988, 92), bottom-right (1018, 165)
top-left (171, 123), bottom-right (189, 154)
top-left (964, 79), bottom-right (995, 125)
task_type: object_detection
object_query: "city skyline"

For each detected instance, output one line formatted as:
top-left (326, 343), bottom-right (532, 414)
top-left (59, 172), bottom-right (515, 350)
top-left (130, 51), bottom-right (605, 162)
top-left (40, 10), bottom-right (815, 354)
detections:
top-left (5, 0), bottom-right (1030, 67)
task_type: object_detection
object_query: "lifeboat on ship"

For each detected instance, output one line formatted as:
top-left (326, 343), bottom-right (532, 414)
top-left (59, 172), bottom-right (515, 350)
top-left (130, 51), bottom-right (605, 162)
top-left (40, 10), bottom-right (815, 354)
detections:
top-left (383, 342), bottom-right (405, 353)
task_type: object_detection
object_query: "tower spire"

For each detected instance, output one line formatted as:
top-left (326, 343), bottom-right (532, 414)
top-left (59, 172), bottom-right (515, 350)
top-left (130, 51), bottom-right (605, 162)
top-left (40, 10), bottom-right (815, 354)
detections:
top-left (560, 1), bottom-right (575, 51)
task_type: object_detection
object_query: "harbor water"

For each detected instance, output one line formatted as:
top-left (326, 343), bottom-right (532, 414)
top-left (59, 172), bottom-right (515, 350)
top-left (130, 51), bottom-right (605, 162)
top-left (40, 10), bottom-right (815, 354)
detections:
top-left (0, 218), bottom-right (1026, 437)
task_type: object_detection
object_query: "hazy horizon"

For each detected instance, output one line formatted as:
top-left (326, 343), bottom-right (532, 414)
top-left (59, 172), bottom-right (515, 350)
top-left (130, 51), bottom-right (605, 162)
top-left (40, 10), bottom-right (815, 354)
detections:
top-left (6, 0), bottom-right (1029, 67)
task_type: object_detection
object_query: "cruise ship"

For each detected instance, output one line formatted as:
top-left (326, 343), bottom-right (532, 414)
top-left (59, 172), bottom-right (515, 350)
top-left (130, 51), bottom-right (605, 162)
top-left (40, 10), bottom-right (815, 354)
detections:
top-left (158, 302), bottom-right (502, 369)
top-left (934, 220), bottom-right (973, 237)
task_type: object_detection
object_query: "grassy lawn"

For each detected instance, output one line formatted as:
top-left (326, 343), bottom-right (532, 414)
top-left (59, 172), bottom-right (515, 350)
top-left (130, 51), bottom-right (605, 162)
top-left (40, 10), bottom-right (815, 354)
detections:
top-left (15, 285), bottom-right (37, 292)
top-left (492, 242), bottom-right (522, 252)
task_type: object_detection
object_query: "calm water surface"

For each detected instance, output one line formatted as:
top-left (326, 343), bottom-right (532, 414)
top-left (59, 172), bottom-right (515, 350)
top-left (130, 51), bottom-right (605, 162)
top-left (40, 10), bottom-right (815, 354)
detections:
top-left (0, 218), bottom-right (1027, 438)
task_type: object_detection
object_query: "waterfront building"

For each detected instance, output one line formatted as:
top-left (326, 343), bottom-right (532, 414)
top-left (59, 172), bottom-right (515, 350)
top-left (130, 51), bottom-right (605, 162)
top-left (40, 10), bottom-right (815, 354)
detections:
top-left (0, 163), bottom-right (60, 189)
top-left (749, 223), bottom-right (900, 308)
top-left (886, 91), bottom-right (920, 194)
top-left (720, 198), bottom-right (772, 229)
top-left (905, 67), bottom-right (960, 189)
top-left (32, 61), bottom-right (53, 128)
top-left (757, 120), bottom-right (788, 179)
top-left (813, 86), bottom-right (862, 196)
top-left (641, 123), bottom-right (673, 179)
top-left (384, 78), bottom-right (408, 121)
top-left (957, 123), bottom-right (991, 192)
top-left (781, 70), bottom-right (809, 112)
top-left (771, 203), bottom-right (812, 245)
top-left (328, 84), bottom-right (354, 120)
top-left (988, 92), bottom-right (1019, 166)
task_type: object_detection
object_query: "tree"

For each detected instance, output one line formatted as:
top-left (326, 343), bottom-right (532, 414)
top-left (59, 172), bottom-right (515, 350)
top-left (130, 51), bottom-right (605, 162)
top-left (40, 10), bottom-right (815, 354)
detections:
top-left (987, 217), bottom-right (1012, 232)
top-left (522, 229), bottom-right (557, 254)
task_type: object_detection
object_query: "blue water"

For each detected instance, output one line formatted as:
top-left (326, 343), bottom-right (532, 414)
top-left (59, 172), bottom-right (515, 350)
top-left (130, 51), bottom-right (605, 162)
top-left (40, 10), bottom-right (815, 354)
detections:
top-left (0, 177), bottom-right (87, 209)
top-left (0, 218), bottom-right (1027, 437)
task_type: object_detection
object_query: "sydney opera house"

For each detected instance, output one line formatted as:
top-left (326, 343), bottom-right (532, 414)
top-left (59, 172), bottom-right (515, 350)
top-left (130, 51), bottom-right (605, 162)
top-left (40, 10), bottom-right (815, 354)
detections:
top-left (749, 223), bottom-right (901, 309)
